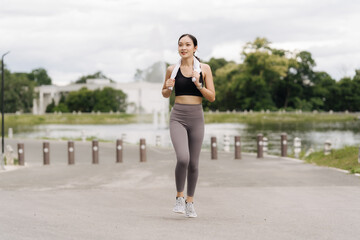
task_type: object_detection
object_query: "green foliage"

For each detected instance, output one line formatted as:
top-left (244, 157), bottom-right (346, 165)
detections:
top-left (46, 99), bottom-right (56, 113)
top-left (0, 65), bottom-right (35, 113)
top-left (66, 87), bottom-right (95, 112)
top-left (28, 68), bottom-right (52, 85)
top-left (202, 37), bottom-right (360, 112)
top-left (64, 87), bottom-right (127, 112)
top-left (53, 103), bottom-right (69, 113)
top-left (93, 87), bottom-right (127, 112)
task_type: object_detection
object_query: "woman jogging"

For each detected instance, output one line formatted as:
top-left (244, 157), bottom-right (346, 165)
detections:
top-left (162, 34), bottom-right (215, 218)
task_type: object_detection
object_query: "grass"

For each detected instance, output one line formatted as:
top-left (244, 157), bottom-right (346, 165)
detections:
top-left (204, 112), bottom-right (359, 124)
top-left (1, 111), bottom-right (358, 127)
top-left (2, 113), bottom-right (152, 128)
top-left (305, 146), bottom-right (360, 174)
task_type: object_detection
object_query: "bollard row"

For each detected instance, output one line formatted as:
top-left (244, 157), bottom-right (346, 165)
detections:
top-left (14, 138), bottom-right (144, 166)
top-left (211, 134), bottom-right (289, 159)
top-left (14, 133), bottom-right (339, 165)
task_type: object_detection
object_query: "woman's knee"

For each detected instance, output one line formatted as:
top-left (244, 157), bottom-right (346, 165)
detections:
top-left (188, 162), bottom-right (199, 173)
top-left (177, 155), bottom-right (189, 168)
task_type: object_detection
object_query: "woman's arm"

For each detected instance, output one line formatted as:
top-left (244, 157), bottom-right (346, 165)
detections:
top-left (198, 64), bottom-right (216, 102)
top-left (162, 65), bottom-right (175, 98)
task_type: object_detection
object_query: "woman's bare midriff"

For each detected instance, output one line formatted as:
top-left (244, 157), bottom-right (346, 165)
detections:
top-left (175, 95), bottom-right (202, 105)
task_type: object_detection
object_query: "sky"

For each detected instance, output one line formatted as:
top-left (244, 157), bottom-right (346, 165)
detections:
top-left (1, 0), bottom-right (359, 85)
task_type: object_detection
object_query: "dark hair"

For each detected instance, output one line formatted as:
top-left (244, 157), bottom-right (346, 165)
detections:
top-left (178, 34), bottom-right (200, 61)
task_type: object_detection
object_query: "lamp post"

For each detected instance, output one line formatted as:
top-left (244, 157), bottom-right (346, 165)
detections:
top-left (1, 51), bottom-right (10, 170)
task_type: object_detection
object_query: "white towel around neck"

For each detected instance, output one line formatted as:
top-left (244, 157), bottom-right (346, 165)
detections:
top-left (169, 56), bottom-right (201, 90)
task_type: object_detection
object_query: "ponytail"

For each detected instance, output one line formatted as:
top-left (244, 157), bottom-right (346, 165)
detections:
top-left (194, 54), bottom-right (201, 62)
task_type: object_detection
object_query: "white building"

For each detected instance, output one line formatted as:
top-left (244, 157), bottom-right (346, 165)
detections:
top-left (32, 79), bottom-right (169, 115)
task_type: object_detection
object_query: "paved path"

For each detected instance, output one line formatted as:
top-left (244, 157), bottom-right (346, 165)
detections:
top-left (1, 138), bottom-right (360, 240)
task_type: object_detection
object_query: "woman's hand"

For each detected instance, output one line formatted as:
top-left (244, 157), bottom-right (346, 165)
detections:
top-left (192, 71), bottom-right (201, 88)
top-left (166, 78), bottom-right (175, 89)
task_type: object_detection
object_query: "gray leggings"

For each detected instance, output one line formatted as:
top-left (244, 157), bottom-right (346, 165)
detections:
top-left (170, 103), bottom-right (204, 197)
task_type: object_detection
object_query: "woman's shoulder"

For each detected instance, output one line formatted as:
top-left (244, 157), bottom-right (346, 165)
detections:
top-left (167, 64), bottom-right (176, 72)
top-left (200, 63), bottom-right (211, 72)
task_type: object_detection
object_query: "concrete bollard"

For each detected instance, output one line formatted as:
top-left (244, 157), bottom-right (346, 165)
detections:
top-left (281, 133), bottom-right (287, 157)
top-left (257, 134), bottom-right (264, 158)
top-left (140, 138), bottom-right (146, 162)
top-left (116, 139), bottom-right (123, 163)
top-left (17, 143), bottom-right (25, 166)
top-left (8, 128), bottom-right (13, 139)
top-left (121, 133), bottom-right (127, 142)
top-left (155, 135), bottom-right (161, 147)
top-left (223, 134), bottom-right (230, 152)
top-left (81, 130), bottom-right (86, 142)
top-left (92, 140), bottom-right (99, 164)
top-left (211, 137), bottom-right (217, 160)
top-left (68, 141), bottom-right (75, 165)
top-left (294, 137), bottom-right (301, 158)
top-left (324, 140), bottom-right (332, 155)
top-left (263, 137), bottom-right (268, 155)
top-left (43, 142), bottom-right (50, 165)
top-left (234, 136), bottom-right (241, 159)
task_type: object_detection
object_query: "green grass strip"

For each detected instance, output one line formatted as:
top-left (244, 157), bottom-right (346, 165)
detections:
top-left (305, 146), bottom-right (360, 174)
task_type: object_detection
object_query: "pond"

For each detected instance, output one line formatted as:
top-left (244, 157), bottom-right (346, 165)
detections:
top-left (11, 120), bottom-right (360, 155)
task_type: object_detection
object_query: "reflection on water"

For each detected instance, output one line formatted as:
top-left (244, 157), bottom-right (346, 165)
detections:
top-left (12, 121), bottom-right (360, 155)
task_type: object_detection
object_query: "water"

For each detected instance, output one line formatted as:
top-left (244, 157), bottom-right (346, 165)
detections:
top-left (12, 121), bottom-right (360, 155)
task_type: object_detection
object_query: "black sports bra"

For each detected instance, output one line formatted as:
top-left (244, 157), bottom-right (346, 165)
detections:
top-left (174, 69), bottom-right (203, 97)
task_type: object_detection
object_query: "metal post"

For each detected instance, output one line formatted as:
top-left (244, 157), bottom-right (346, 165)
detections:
top-left (1, 51), bottom-right (10, 170)
top-left (116, 139), bottom-right (123, 163)
top-left (211, 137), bottom-right (217, 160)
top-left (68, 141), bottom-right (74, 165)
top-left (140, 138), bottom-right (146, 162)
top-left (257, 134), bottom-right (263, 158)
top-left (234, 136), bottom-right (241, 159)
top-left (17, 143), bottom-right (24, 166)
top-left (92, 139), bottom-right (99, 164)
top-left (43, 142), bottom-right (50, 165)
top-left (281, 133), bottom-right (287, 157)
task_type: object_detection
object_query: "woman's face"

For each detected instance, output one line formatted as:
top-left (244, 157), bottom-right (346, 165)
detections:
top-left (178, 36), bottom-right (197, 58)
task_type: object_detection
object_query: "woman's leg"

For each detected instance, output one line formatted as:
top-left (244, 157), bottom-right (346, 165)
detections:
top-left (186, 116), bottom-right (205, 201)
top-left (170, 120), bottom-right (190, 194)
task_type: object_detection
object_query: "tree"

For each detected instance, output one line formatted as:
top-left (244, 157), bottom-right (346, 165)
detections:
top-left (0, 64), bottom-right (35, 113)
top-left (65, 87), bottom-right (95, 112)
top-left (28, 68), bottom-right (52, 85)
top-left (93, 87), bottom-right (127, 112)
top-left (64, 87), bottom-right (127, 112)
top-left (45, 99), bottom-right (56, 113)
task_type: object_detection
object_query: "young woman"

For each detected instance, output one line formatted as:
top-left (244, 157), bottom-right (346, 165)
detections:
top-left (162, 34), bottom-right (215, 218)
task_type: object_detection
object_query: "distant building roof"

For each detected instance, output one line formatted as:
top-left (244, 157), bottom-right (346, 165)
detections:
top-left (86, 78), bottom-right (111, 84)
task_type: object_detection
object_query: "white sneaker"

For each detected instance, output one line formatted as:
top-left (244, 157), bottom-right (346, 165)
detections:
top-left (185, 201), bottom-right (197, 218)
top-left (173, 197), bottom-right (185, 214)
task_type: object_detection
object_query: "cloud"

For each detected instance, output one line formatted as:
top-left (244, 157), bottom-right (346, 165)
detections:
top-left (1, 0), bottom-right (359, 84)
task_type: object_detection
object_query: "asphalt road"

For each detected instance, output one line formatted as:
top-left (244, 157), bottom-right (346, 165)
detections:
top-left (1, 138), bottom-right (360, 240)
